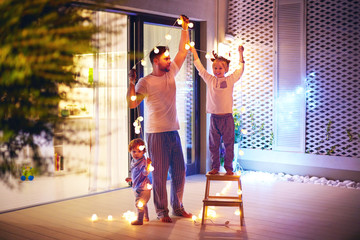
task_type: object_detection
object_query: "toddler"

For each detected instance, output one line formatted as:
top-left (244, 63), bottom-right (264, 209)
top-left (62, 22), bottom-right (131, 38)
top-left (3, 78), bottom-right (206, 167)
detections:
top-left (125, 138), bottom-right (152, 225)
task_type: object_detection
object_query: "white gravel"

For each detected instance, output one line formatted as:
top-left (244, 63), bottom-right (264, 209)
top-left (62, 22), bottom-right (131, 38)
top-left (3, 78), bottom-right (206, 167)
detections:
top-left (242, 170), bottom-right (360, 190)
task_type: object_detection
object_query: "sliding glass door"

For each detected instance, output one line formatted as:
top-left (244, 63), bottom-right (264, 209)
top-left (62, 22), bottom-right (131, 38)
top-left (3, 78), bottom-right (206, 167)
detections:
top-left (129, 18), bottom-right (199, 175)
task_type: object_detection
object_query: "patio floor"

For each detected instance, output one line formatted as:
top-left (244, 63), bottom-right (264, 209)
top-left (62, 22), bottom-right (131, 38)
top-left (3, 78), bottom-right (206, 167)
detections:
top-left (1, 173), bottom-right (360, 240)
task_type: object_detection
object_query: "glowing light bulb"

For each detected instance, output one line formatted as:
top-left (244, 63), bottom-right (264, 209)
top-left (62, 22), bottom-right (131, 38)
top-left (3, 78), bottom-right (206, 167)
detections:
top-left (137, 201), bottom-right (144, 208)
top-left (188, 22), bottom-right (194, 28)
top-left (241, 129), bottom-right (247, 134)
top-left (234, 209), bottom-right (241, 216)
top-left (123, 210), bottom-right (137, 223)
top-left (185, 44), bottom-right (190, 50)
top-left (205, 53), bottom-right (210, 59)
top-left (239, 149), bottom-right (244, 156)
top-left (107, 215), bottom-right (113, 221)
top-left (236, 170), bottom-right (241, 176)
top-left (165, 34), bottom-right (172, 40)
top-left (208, 209), bottom-right (216, 218)
top-left (135, 129), bottom-right (140, 134)
top-left (139, 145), bottom-right (145, 151)
top-left (164, 50), bottom-right (170, 57)
top-left (91, 214), bottom-right (98, 222)
top-left (141, 59), bottom-right (146, 66)
top-left (138, 116), bottom-right (143, 121)
top-left (237, 189), bottom-right (243, 195)
top-left (149, 165), bottom-right (154, 172)
top-left (177, 18), bottom-right (183, 25)
top-left (131, 95), bottom-right (136, 101)
top-left (154, 47), bottom-right (159, 54)
top-left (192, 215), bottom-right (197, 222)
top-left (241, 106), bottom-right (246, 113)
top-left (190, 41), bottom-right (195, 47)
top-left (146, 183), bottom-right (152, 190)
top-left (133, 122), bottom-right (137, 127)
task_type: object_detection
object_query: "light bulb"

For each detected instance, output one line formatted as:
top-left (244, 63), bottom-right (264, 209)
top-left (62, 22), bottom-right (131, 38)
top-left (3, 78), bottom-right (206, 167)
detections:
top-left (192, 215), bottom-right (197, 221)
top-left (237, 189), bottom-right (242, 195)
top-left (208, 209), bottom-right (216, 218)
top-left (185, 44), bottom-right (190, 50)
top-left (135, 129), bottom-right (140, 134)
top-left (165, 34), bottom-right (172, 40)
top-left (137, 201), bottom-right (144, 208)
top-left (188, 22), bottom-right (194, 28)
top-left (164, 50), bottom-right (170, 57)
top-left (130, 95), bottom-right (136, 101)
top-left (234, 209), bottom-right (241, 216)
top-left (138, 116), bottom-right (143, 121)
top-left (154, 47), bottom-right (159, 54)
top-left (123, 210), bottom-right (137, 223)
top-left (177, 19), bottom-right (183, 25)
top-left (149, 165), bottom-right (154, 172)
top-left (239, 149), bottom-right (244, 156)
top-left (141, 59), bottom-right (146, 66)
top-left (190, 41), bottom-right (195, 47)
top-left (107, 215), bottom-right (113, 221)
top-left (205, 53), bottom-right (210, 59)
top-left (146, 183), bottom-right (152, 190)
top-left (91, 214), bottom-right (98, 221)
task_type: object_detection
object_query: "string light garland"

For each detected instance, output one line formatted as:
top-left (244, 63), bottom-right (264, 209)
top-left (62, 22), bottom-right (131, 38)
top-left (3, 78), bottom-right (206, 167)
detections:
top-left (131, 15), bottom-right (211, 70)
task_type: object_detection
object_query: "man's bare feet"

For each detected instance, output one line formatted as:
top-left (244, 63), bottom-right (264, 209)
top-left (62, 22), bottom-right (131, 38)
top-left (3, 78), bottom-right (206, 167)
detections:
top-left (173, 209), bottom-right (193, 218)
top-left (208, 168), bottom-right (219, 174)
top-left (225, 169), bottom-right (234, 175)
top-left (158, 215), bottom-right (172, 223)
top-left (131, 220), bottom-right (143, 225)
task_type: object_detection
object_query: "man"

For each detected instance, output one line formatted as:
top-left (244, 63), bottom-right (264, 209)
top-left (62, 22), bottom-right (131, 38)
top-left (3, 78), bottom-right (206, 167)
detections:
top-left (127, 15), bottom-right (192, 223)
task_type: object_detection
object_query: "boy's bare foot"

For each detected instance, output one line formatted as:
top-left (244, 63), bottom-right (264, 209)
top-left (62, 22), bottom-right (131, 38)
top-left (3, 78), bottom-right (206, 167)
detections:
top-left (158, 215), bottom-right (172, 223)
top-left (225, 169), bottom-right (234, 175)
top-left (208, 169), bottom-right (219, 174)
top-left (131, 220), bottom-right (143, 225)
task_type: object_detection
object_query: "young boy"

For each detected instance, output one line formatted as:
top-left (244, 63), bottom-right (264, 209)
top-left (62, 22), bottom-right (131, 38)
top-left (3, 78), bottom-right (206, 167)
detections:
top-left (125, 138), bottom-right (152, 225)
top-left (190, 45), bottom-right (245, 175)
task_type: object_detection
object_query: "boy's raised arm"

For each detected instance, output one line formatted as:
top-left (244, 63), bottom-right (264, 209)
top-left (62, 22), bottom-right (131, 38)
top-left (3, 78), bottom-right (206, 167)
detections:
top-left (237, 45), bottom-right (245, 74)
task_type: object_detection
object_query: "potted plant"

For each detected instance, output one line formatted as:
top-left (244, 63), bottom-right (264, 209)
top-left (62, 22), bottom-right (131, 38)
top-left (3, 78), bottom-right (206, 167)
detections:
top-left (233, 108), bottom-right (243, 171)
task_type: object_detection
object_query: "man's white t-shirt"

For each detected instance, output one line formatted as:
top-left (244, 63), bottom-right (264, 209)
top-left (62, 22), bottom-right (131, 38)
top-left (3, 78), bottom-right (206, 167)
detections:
top-left (135, 62), bottom-right (180, 133)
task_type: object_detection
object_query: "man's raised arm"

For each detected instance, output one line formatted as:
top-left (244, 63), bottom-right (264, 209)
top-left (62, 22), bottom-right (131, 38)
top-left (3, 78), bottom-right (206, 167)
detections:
top-left (173, 15), bottom-right (190, 68)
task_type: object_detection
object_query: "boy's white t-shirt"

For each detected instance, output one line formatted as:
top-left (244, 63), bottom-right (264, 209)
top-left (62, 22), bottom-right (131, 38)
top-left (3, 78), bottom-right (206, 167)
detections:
top-left (194, 59), bottom-right (243, 114)
top-left (135, 62), bottom-right (180, 133)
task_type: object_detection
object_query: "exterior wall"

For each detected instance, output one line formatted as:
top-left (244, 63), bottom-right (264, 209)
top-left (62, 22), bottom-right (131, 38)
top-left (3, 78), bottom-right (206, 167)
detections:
top-left (226, 0), bottom-right (360, 181)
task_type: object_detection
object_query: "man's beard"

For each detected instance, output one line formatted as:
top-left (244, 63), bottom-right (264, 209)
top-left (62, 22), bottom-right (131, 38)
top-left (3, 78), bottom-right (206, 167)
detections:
top-left (159, 65), bottom-right (170, 72)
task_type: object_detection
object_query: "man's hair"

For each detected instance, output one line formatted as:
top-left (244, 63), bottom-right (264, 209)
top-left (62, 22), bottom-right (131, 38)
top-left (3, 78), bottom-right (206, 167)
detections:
top-left (128, 138), bottom-right (146, 153)
top-left (149, 46), bottom-right (169, 64)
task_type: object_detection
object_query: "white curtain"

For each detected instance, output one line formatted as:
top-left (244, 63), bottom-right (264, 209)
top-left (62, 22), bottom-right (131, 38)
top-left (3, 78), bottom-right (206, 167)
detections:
top-left (90, 11), bottom-right (129, 191)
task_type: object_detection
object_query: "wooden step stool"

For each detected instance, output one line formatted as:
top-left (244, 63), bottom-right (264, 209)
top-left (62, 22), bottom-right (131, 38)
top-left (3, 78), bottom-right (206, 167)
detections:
top-left (202, 173), bottom-right (245, 226)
